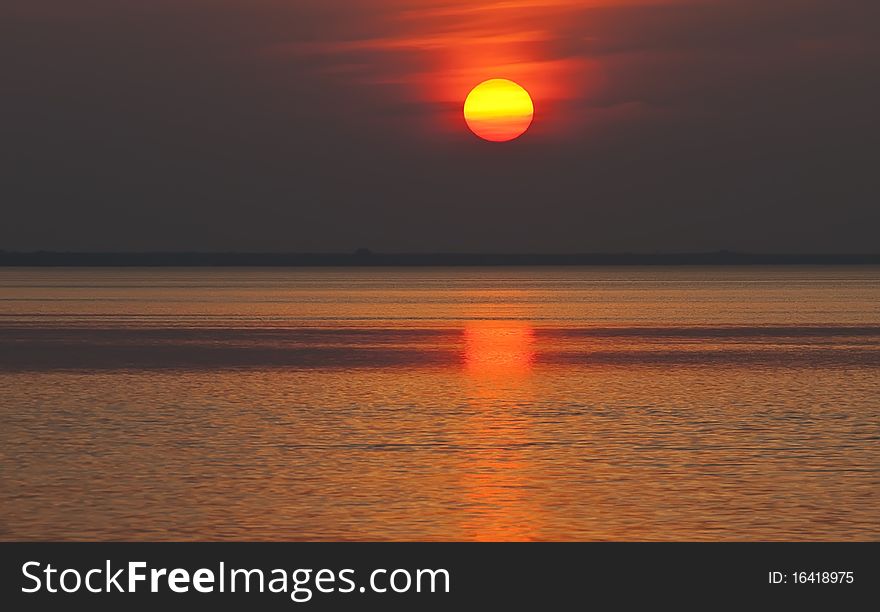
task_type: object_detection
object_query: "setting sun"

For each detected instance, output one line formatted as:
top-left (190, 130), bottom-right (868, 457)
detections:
top-left (464, 79), bottom-right (534, 142)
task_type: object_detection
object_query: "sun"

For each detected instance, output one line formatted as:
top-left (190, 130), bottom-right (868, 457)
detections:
top-left (463, 79), bottom-right (534, 142)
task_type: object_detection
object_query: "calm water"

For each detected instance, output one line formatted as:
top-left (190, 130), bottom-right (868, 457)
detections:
top-left (1, 267), bottom-right (878, 541)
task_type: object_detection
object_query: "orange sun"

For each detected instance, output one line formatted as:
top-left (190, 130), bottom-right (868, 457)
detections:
top-left (463, 79), bottom-right (534, 142)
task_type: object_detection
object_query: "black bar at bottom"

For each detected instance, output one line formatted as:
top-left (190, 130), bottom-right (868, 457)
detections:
top-left (1, 543), bottom-right (876, 609)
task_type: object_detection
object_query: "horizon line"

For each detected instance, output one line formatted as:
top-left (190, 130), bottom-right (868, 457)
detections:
top-left (1, 250), bottom-right (879, 267)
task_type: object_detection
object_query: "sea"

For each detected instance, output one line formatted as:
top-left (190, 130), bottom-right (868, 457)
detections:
top-left (1, 267), bottom-right (878, 540)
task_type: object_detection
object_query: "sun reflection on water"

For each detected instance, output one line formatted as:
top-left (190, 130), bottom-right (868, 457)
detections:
top-left (460, 321), bottom-right (543, 540)
top-left (463, 321), bottom-right (536, 378)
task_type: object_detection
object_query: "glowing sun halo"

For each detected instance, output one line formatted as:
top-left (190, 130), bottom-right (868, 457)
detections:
top-left (464, 79), bottom-right (534, 142)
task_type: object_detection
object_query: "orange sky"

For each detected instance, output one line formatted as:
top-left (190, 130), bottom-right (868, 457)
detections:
top-left (267, 1), bottom-right (665, 136)
top-left (265, 0), bottom-right (868, 140)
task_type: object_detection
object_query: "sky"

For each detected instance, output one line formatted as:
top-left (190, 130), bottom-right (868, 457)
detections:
top-left (2, 0), bottom-right (878, 253)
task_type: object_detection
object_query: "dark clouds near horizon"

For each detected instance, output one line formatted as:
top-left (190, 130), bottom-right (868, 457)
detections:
top-left (2, 0), bottom-right (878, 253)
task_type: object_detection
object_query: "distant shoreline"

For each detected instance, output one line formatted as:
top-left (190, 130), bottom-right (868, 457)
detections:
top-left (1, 251), bottom-right (879, 267)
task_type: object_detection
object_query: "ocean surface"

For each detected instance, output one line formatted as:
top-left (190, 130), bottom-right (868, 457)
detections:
top-left (1, 267), bottom-right (878, 541)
